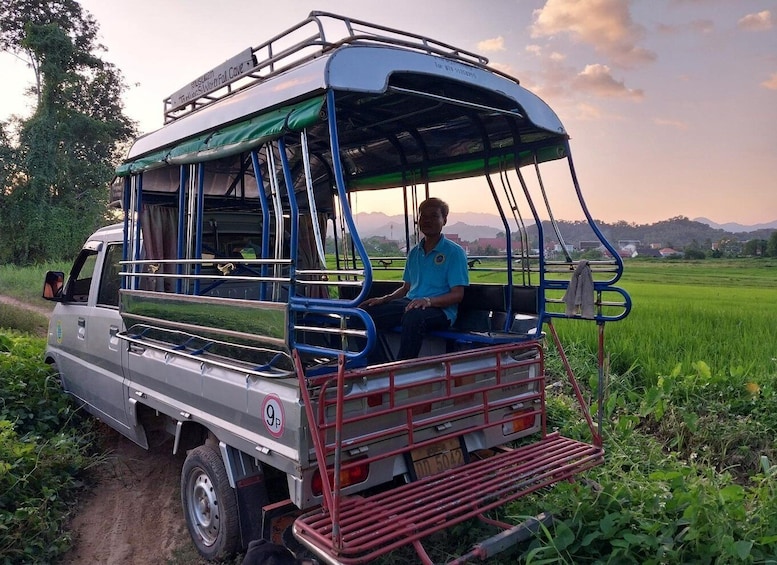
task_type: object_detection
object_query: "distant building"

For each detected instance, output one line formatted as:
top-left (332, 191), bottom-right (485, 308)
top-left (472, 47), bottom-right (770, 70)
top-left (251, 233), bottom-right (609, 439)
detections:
top-left (473, 237), bottom-right (508, 253)
top-left (579, 241), bottom-right (603, 251)
top-left (634, 247), bottom-right (661, 258)
top-left (659, 247), bottom-right (682, 257)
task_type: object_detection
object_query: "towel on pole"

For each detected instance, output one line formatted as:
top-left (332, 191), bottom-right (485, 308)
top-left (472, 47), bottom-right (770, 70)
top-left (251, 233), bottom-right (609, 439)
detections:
top-left (563, 260), bottom-right (595, 319)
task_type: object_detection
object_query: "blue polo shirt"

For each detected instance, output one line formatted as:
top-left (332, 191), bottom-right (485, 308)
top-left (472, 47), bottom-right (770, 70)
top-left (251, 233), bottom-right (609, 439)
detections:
top-left (403, 235), bottom-right (469, 324)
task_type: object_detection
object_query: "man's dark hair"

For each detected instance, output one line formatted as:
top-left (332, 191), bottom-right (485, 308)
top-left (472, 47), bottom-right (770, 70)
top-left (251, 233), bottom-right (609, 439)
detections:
top-left (419, 197), bottom-right (449, 220)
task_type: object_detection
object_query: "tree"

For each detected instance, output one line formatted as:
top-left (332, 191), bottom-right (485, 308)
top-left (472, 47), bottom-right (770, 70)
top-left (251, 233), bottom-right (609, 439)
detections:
top-left (768, 232), bottom-right (777, 258)
top-left (0, 0), bottom-right (135, 263)
top-left (742, 239), bottom-right (767, 257)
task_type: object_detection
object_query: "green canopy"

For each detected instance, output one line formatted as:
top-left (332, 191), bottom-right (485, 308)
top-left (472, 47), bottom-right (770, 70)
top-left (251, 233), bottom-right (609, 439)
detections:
top-left (116, 96), bottom-right (325, 176)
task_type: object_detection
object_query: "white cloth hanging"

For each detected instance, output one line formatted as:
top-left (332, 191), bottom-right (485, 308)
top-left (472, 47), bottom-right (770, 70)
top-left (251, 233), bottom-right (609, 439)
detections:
top-left (563, 260), bottom-right (595, 319)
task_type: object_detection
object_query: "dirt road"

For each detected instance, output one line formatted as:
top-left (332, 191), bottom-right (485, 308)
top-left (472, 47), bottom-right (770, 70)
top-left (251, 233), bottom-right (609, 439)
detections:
top-left (60, 425), bottom-right (195, 565)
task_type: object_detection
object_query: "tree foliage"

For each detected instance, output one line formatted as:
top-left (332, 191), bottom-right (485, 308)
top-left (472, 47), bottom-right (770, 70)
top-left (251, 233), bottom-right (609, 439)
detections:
top-left (768, 231), bottom-right (777, 258)
top-left (0, 0), bottom-right (135, 264)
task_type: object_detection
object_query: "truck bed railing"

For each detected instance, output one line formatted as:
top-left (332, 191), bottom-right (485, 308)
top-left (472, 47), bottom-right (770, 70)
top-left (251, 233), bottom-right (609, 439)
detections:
top-left (117, 324), bottom-right (294, 378)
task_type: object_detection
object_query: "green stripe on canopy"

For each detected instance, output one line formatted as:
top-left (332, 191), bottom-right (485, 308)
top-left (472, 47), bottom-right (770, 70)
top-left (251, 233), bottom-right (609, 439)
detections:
top-left (347, 143), bottom-right (567, 190)
top-left (116, 96), bottom-right (325, 176)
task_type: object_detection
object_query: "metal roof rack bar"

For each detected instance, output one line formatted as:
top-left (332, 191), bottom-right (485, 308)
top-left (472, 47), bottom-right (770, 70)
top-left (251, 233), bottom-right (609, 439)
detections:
top-left (163, 11), bottom-right (492, 123)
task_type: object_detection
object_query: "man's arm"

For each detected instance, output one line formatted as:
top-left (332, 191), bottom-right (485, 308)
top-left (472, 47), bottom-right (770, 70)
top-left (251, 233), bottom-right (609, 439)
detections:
top-left (360, 281), bottom-right (410, 307)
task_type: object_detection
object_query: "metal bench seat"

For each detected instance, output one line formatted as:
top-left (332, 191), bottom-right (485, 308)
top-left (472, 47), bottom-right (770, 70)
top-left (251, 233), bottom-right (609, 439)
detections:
top-left (293, 433), bottom-right (603, 564)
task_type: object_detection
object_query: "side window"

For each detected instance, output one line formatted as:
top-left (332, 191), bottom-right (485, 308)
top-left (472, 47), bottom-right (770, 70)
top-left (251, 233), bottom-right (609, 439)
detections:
top-left (97, 244), bottom-right (122, 308)
top-left (66, 250), bottom-right (98, 304)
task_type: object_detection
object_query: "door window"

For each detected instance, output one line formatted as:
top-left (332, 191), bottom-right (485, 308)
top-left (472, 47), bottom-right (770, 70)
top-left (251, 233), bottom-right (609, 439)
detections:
top-left (97, 244), bottom-right (122, 308)
top-left (66, 249), bottom-right (98, 303)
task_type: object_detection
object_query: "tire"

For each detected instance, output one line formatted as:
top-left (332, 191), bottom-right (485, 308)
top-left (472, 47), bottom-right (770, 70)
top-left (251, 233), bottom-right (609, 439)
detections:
top-left (181, 444), bottom-right (240, 560)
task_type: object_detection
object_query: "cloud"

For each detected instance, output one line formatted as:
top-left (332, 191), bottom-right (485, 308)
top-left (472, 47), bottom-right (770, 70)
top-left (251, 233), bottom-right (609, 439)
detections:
top-left (762, 73), bottom-right (777, 90)
top-left (531, 0), bottom-right (656, 68)
top-left (653, 117), bottom-right (689, 131)
top-left (657, 19), bottom-right (714, 34)
top-left (489, 61), bottom-right (517, 76)
top-left (573, 64), bottom-right (644, 99)
top-left (525, 44), bottom-right (542, 56)
top-left (477, 36), bottom-right (505, 52)
top-left (738, 10), bottom-right (773, 31)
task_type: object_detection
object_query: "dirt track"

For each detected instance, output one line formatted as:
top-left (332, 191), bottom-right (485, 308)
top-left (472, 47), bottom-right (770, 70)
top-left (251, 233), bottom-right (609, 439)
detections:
top-left (60, 425), bottom-right (192, 565)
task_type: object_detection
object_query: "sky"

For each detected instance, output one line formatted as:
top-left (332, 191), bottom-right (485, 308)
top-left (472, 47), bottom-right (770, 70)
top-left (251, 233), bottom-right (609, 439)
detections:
top-left (1, 0), bottom-right (776, 225)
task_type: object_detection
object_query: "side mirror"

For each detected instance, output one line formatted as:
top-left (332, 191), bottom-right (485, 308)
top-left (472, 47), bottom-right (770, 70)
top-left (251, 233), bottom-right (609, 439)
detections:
top-left (43, 271), bottom-right (65, 301)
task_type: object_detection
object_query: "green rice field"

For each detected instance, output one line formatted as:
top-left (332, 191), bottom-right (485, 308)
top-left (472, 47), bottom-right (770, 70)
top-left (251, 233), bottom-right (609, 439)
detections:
top-left (556, 258), bottom-right (777, 383)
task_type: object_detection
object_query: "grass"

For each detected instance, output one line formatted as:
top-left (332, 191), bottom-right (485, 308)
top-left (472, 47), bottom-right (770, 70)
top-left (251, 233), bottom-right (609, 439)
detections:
top-left (556, 258), bottom-right (777, 381)
top-left (0, 304), bottom-right (49, 336)
top-left (0, 261), bottom-right (71, 303)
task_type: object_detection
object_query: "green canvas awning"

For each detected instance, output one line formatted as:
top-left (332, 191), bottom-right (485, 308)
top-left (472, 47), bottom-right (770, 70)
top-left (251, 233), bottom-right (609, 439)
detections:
top-left (116, 96), bottom-right (325, 176)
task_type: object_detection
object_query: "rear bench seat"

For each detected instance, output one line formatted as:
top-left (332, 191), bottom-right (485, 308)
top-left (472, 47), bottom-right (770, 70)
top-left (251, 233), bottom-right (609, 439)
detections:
top-left (344, 282), bottom-right (541, 346)
top-left (430, 284), bottom-right (540, 345)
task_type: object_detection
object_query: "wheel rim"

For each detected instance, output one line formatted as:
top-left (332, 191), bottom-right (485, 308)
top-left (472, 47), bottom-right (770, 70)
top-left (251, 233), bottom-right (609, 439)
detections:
top-left (187, 468), bottom-right (220, 547)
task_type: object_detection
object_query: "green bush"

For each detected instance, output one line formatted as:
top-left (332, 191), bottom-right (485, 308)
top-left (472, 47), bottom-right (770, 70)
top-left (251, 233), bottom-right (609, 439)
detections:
top-left (0, 332), bottom-right (94, 564)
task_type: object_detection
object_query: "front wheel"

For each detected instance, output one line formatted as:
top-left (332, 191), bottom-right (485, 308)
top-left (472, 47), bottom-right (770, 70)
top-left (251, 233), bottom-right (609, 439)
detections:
top-left (181, 444), bottom-right (239, 560)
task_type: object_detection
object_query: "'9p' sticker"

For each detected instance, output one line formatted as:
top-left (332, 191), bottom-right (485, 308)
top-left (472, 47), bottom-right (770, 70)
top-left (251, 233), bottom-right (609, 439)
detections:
top-left (56, 320), bottom-right (63, 344)
top-left (262, 395), bottom-right (285, 438)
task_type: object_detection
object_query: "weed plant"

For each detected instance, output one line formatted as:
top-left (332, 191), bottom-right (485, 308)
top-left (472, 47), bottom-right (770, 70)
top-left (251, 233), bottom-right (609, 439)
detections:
top-left (0, 332), bottom-right (96, 564)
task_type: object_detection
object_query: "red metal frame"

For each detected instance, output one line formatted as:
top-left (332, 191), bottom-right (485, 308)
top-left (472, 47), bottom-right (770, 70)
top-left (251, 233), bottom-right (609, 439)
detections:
top-left (293, 340), bottom-right (603, 563)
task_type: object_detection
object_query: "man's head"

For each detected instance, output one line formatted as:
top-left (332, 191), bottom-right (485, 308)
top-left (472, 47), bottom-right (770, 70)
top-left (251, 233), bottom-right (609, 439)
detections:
top-left (419, 198), bottom-right (449, 221)
top-left (418, 197), bottom-right (449, 238)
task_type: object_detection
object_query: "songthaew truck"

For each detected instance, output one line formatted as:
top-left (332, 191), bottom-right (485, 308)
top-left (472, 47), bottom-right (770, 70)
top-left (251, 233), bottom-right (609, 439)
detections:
top-left (44, 12), bottom-right (631, 564)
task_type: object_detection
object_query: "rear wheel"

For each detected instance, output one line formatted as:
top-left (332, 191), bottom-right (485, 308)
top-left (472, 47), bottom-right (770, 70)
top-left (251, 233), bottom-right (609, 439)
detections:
top-left (181, 444), bottom-right (239, 560)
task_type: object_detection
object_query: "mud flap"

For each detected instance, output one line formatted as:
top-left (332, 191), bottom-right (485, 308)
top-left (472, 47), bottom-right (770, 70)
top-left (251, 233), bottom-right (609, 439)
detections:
top-left (219, 443), bottom-right (269, 550)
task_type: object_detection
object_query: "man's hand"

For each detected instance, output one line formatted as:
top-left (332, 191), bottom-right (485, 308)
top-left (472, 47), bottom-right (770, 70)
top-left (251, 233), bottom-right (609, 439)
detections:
top-left (361, 296), bottom-right (386, 308)
top-left (405, 297), bottom-right (432, 311)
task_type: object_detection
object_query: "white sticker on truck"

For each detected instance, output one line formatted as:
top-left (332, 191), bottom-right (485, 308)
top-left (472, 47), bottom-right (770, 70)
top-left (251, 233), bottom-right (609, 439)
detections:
top-left (262, 395), bottom-right (285, 438)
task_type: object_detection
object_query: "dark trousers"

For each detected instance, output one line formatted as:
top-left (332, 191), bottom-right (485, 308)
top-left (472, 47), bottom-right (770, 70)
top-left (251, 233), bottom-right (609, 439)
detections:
top-left (364, 298), bottom-right (450, 360)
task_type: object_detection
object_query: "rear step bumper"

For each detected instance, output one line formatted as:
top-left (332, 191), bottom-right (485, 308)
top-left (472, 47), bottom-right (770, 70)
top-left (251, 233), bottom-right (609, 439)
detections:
top-left (293, 433), bottom-right (603, 564)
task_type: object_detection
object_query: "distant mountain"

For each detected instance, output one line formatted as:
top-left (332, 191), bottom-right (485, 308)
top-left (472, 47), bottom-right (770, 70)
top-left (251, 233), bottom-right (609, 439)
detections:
top-left (352, 212), bottom-right (777, 248)
top-left (353, 211), bottom-right (522, 240)
top-left (693, 217), bottom-right (777, 233)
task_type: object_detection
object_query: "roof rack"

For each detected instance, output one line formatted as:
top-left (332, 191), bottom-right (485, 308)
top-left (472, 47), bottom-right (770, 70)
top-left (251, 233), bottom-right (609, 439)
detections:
top-left (163, 11), bottom-right (491, 123)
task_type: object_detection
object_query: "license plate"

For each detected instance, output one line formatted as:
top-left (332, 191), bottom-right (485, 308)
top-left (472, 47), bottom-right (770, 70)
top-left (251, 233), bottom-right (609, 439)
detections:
top-left (410, 437), bottom-right (465, 479)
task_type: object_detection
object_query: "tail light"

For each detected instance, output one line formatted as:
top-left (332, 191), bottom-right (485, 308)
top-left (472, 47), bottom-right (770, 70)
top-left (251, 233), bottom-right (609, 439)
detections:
top-left (312, 461), bottom-right (370, 496)
top-left (503, 410), bottom-right (537, 436)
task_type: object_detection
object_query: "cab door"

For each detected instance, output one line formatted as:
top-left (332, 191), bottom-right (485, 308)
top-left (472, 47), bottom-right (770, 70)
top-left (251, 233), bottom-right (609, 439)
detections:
top-left (53, 240), bottom-right (135, 437)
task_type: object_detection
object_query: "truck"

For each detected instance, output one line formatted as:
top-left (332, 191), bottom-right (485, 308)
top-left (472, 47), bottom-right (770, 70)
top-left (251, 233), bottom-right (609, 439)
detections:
top-left (43, 12), bottom-right (631, 564)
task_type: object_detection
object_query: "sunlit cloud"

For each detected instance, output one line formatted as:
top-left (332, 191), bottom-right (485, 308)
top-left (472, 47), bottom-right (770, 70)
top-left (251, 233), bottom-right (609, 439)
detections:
top-left (738, 10), bottom-right (773, 31)
top-left (657, 19), bottom-right (714, 34)
top-left (654, 117), bottom-right (689, 130)
top-left (525, 44), bottom-right (542, 56)
top-left (489, 61), bottom-right (517, 76)
top-left (573, 64), bottom-right (644, 99)
top-left (477, 36), bottom-right (505, 52)
top-left (762, 73), bottom-right (777, 90)
top-left (531, 0), bottom-right (656, 68)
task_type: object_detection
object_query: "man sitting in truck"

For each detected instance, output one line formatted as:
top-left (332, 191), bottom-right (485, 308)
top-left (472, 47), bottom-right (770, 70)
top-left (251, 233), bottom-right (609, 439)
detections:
top-left (361, 197), bottom-right (469, 360)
